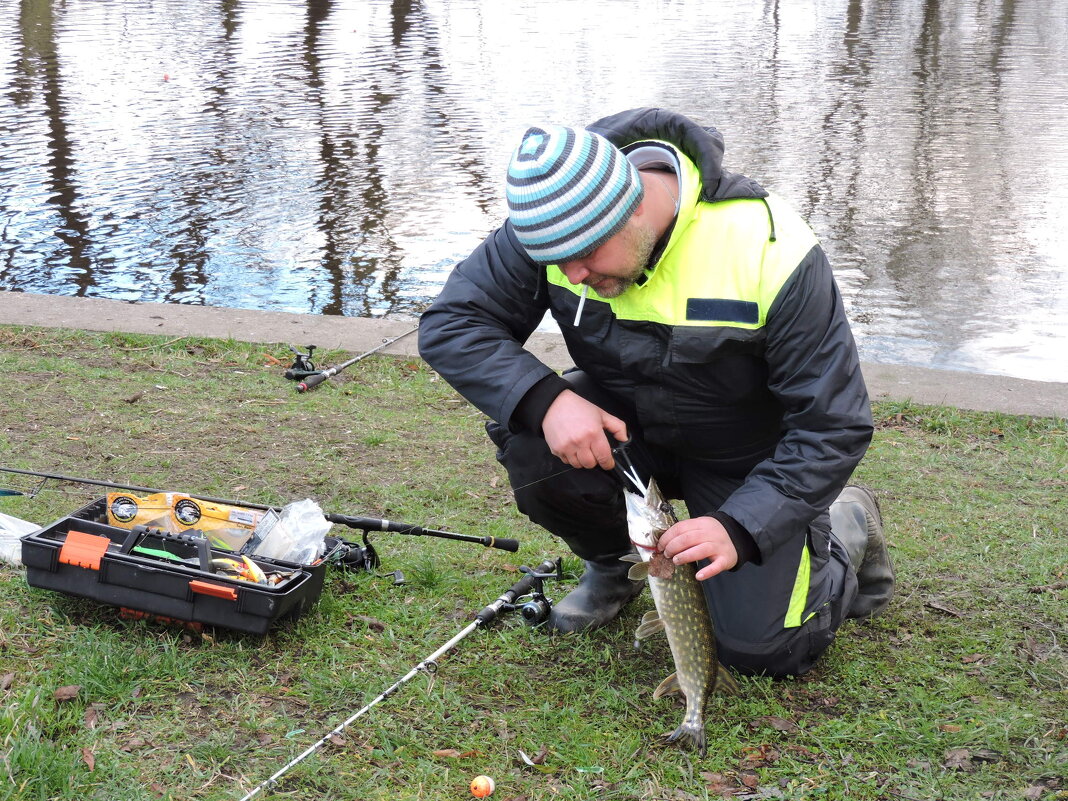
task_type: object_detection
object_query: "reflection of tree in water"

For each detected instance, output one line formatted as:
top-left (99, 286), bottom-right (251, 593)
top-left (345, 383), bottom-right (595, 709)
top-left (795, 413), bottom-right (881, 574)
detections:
top-left (11, 0), bottom-right (94, 294)
top-left (302, 0), bottom-right (496, 317)
top-left (780, 0), bottom-right (1024, 366)
top-left (803, 0), bottom-right (870, 278)
top-left (161, 0), bottom-right (244, 305)
top-left (880, 0), bottom-right (1020, 365)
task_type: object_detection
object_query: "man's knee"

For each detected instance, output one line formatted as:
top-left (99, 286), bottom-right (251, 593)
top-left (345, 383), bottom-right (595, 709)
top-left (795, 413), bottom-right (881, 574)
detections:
top-left (718, 608), bottom-right (840, 679)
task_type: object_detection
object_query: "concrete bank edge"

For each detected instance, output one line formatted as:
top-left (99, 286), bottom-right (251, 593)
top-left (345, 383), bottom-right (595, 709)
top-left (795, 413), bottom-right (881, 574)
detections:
top-left (1, 291), bottom-right (1064, 419)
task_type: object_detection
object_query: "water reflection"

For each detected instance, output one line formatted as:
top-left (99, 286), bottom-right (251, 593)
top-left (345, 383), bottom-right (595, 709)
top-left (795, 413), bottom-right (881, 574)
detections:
top-left (1, 0), bottom-right (1066, 382)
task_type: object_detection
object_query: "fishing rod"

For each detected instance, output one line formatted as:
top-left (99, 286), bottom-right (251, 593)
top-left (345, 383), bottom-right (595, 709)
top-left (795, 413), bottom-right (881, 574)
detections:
top-left (0, 466), bottom-right (520, 554)
top-left (327, 513), bottom-right (518, 552)
top-left (237, 558), bottom-right (561, 801)
top-left (296, 325), bottom-right (419, 392)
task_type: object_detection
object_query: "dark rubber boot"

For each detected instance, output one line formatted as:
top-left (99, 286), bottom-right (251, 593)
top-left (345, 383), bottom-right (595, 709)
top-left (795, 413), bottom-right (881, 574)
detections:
top-left (545, 556), bottom-right (644, 634)
top-left (830, 485), bottom-right (895, 619)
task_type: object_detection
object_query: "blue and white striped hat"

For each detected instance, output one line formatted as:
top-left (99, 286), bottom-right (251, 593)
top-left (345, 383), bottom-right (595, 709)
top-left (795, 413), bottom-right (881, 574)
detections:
top-left (506, 125), bottom-right (644, 265)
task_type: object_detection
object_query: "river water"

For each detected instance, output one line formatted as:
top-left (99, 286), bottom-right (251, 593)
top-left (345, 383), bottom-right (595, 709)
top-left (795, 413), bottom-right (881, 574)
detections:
top-left (3, 0), bottom-right (1067, 383)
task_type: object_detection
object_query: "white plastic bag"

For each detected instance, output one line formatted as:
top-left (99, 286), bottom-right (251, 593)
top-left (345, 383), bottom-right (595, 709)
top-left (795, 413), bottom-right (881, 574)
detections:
top-left (246, 499), bottom-right (331, 564)
top-left (0, 512), bottom-right (40, 567)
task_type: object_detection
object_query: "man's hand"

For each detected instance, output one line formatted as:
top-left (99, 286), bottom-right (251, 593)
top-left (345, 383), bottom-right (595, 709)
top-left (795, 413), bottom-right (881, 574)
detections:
top-left (542, 389), bottom-right (628, 470)
top-left (658, 516), bottom-right (738, 580)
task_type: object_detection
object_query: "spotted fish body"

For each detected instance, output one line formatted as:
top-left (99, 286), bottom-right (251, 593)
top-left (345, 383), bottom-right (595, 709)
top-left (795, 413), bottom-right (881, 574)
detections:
top-left (624, 477), bottom-right (739, 755)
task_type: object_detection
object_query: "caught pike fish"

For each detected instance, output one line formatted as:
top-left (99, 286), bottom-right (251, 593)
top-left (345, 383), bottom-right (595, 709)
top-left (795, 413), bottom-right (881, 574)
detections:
top-left (623, 476), bottom-right (739, 755)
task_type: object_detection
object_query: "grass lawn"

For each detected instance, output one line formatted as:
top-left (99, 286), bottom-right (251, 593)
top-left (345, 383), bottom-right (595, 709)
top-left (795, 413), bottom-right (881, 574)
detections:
top-left (0, 326), bottom-right (1065, 801)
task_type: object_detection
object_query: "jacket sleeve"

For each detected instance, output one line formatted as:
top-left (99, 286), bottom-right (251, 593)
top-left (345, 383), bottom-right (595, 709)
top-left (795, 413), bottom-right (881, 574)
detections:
top-left (418, 223), bottom-right (560, 426)
top-left (718, 244), bottom-right (874, 558)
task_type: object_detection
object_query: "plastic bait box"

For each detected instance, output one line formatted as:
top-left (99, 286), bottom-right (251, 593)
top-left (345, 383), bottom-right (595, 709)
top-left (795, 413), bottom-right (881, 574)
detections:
top-left (20, 499), bottom-right (339, 634)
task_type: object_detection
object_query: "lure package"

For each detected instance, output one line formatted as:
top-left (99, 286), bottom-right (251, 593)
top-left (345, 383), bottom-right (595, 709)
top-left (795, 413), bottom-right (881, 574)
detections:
top-left (105, 492), bottom-right (262, 551)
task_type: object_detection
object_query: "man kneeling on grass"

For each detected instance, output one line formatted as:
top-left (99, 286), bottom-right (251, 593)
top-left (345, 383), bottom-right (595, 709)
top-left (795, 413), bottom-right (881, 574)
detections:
top-left (418, 108), bottom-right (894, 678)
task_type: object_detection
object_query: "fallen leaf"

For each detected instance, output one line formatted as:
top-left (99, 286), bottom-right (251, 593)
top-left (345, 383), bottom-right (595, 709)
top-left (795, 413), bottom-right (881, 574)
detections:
top-left (517, 748), bottom-right (557, 773)
top-left (939, 723), bottom-right (963, 733)
top-left (785, 744), bottom-right (818, 761)
top-left (82, 748), bottom-right (95, 771)
top-left (519, 745), bottom-right (549, 765)
top-left (1, 673), bottom-right (13, 691)
top-left (962, 653), bottom-right (986, 664)
top-left (701, 772), bottom-right (739, 796)
top-left (54, 685), bottom-right (81, 702)
top-left (1028, 580), bottom-right (1068, 594)
top-left (739, 743), bottom-right (781, 769)
top-left (327, 734), bottom-right (346, 747)
top-left (943, 748), bottom-right (974, 771)
top-left (739, 770), bottom-right (760, 788)
top-left (356, 615), bottom-right (386, 632)
top-left (84, 706), bottom-right (99, 729)
top-left (754, 715), bottom-right (799, 733)
top-left (433, 749), bottom-right (464, 758)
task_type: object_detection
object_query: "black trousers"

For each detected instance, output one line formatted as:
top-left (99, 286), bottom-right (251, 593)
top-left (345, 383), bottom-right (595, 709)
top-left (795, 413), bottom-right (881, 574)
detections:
top-left (487, 372), bottom-right (858, 678)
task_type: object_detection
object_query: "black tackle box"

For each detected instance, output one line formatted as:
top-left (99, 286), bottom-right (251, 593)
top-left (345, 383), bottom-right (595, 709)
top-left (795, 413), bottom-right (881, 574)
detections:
top-left (20, 499), bottom-right (343, 634)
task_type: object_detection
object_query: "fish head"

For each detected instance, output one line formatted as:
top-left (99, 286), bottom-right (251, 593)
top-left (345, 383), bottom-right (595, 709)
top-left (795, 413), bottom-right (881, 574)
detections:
top-left (624, 477), bottom-right (676, 554)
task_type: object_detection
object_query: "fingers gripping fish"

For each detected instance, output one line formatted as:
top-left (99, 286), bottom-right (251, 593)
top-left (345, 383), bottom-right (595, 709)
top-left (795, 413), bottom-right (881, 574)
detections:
top-left (621, 475), bottom-right (739, 756)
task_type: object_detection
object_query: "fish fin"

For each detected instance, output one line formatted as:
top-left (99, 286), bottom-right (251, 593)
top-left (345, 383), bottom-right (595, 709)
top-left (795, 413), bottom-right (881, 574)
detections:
top-left (619, 553), bottom-right (642, 564)
top-left (652, 672), bottom-right (682, 700)
top-left (713, 662), bottom-right (741, 696)
top-left (627, 561), bottom-right (650, 581)
top-left (634, 610), bottom-right (665, 640)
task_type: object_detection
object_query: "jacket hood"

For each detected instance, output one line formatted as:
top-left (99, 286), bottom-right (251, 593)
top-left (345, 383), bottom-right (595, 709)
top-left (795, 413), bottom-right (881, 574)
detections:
top-left (587, 107), bottom-right (767, 203)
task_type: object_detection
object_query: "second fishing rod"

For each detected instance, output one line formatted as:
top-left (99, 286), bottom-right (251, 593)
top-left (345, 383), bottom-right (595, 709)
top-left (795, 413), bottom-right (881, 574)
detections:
top-left (0, 467), bottom-right (519, 557)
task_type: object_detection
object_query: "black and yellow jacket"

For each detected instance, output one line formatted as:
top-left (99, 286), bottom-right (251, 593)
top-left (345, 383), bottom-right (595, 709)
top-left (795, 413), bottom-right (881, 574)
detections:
top-left (419, 108), bottom-right (873, 563)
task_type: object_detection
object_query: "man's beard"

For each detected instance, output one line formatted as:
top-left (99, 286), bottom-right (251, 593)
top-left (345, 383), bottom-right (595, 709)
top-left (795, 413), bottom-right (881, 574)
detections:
top-left (586, 222), bottom-right (659, 299)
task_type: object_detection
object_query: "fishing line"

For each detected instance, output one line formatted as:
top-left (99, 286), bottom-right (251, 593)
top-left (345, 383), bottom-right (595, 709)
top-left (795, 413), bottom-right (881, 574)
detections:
top-left (507, 465), bottom-right (578, 495)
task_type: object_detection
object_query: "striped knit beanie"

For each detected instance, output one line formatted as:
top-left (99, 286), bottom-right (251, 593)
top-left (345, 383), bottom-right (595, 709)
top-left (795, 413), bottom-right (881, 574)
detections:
top-left (506, 125), bottom-right (644, 265)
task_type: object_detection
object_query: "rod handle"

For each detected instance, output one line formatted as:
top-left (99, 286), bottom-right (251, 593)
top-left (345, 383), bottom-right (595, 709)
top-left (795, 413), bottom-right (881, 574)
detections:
top-left (296, 370), bottom-right (332, 392)
top-left (325, 514), bottom-right (520, 552)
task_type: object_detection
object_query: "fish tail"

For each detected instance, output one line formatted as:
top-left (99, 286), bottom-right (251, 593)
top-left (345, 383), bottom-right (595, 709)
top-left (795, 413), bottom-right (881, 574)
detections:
top-left (660, 723), bottom-right (707, 758)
